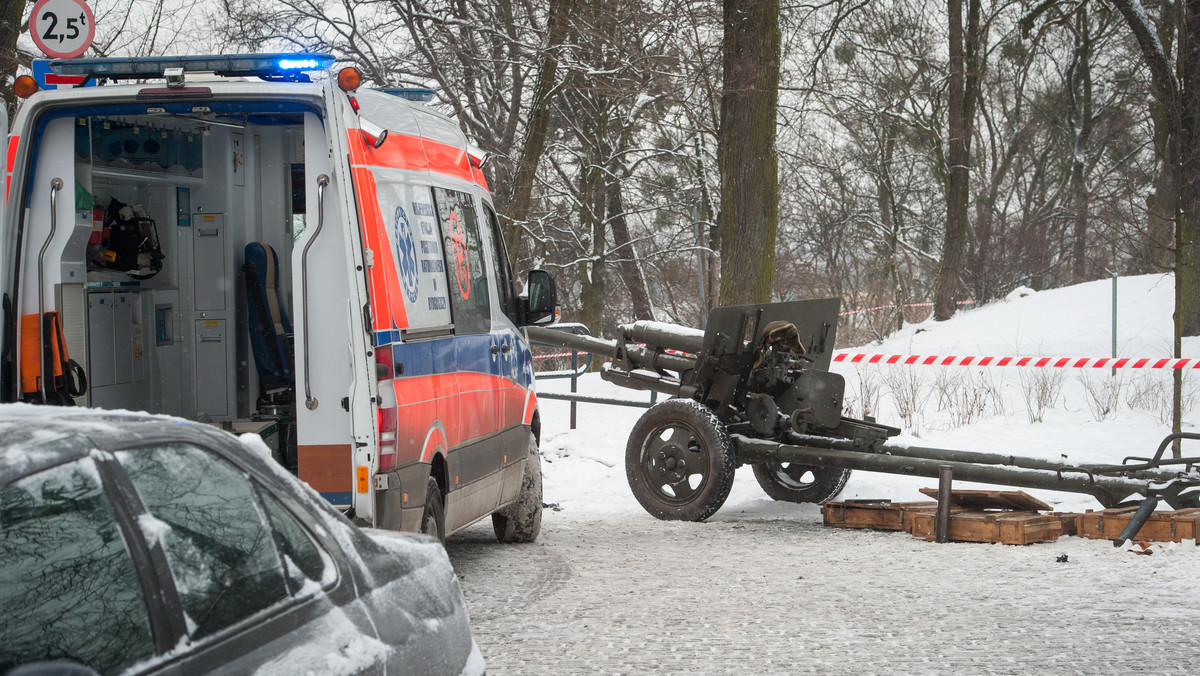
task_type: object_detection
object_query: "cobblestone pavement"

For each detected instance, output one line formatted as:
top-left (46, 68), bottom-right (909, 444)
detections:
top-left (446, 514), bottom-right (1200, 675)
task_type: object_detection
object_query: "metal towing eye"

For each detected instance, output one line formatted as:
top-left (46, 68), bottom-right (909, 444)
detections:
top-left (300, 174), bottom-right (330, 410)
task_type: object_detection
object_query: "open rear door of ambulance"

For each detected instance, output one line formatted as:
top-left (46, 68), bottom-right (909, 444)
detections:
top-left (291, 84), bottom-right (379, 522)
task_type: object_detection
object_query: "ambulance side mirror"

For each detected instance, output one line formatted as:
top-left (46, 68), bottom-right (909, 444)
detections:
top-left (522, 270), bottom-right (558, 326)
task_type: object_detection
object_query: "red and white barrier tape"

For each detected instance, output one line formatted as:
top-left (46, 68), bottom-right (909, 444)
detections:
top-left (833, 353), bottom-right (1200, 369)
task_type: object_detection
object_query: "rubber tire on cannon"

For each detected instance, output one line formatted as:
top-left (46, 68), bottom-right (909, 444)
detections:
top-left (626, 399), bottom-right (736, 521)
top-left (751, 462), bottom-right (851, 504)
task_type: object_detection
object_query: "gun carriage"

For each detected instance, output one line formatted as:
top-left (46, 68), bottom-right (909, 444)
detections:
top-left (528, 299), bottom-right (1200, 542)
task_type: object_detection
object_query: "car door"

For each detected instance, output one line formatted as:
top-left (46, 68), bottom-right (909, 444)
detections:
top-left (432, 186), bottom-right (505, 529)
top-left (110, 441), bottom-right (385, 675)
top-left (477, 202), bottom-right (532, 505)
top-left (0, 454), bottom-right (161, 674)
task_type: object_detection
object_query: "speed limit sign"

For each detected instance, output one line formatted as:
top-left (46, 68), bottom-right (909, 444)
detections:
top-left (30, 0), bottom-right (96, 59)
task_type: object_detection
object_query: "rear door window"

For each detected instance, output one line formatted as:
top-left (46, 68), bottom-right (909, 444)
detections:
top-left (259, 489), bottom-right (330, 593)
top-left (435, 187), bottom-right (491, 335)
top-left (115, 444), bottom-right (289, 640)
top-left (0, 457), bottom-right (154, 674)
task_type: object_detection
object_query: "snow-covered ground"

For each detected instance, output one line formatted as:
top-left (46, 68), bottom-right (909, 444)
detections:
top-left (456, 276), bottom-right (1199, 674)
top-left (535, 273), bottom-right (1198, 517)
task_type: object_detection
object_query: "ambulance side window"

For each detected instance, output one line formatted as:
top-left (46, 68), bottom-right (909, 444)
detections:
top-left (482, 204), bottom-right (518, 324)
top-left (434, 188), bottom-right (490, 335)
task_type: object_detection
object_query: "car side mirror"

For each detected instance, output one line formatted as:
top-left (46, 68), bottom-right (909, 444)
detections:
top-left (522, 270), bottom-right (557, 326)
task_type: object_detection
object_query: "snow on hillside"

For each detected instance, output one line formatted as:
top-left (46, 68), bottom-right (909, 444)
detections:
top-left (535, 273), bottom-right (1199, 517)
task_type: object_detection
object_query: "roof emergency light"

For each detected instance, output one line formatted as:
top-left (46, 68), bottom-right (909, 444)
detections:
top-left (48, 54), bottom-right (336, 82)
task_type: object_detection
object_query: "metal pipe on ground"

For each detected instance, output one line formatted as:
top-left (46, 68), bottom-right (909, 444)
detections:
top-left (936, 465), bottom-right (953, 543)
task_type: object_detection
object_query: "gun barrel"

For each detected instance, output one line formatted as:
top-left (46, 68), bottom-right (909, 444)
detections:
top-left (526, 326), bottom-right (619, 359)
top-left (526, 324), bottom-right (699, 375)
top-left (627, 321), bottom-right (705, 355)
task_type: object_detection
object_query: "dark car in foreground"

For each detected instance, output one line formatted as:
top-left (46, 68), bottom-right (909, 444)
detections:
top-left (0, 405), bottom-right (483, 676)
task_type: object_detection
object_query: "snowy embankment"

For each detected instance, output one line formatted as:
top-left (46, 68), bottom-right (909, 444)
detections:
top-left (535, 273), bottom-right (1198, 516)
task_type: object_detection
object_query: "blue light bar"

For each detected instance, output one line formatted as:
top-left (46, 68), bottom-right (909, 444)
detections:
top-left (379, 87), bottom-right (437, 103)
top-left (49, 54), bottom-right (336, 81)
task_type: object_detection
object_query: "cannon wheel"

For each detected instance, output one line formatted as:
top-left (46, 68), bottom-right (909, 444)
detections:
top-left (752, 462), bottom-right (851, 504)
top-left (626, 399), bottom-right (735, 521)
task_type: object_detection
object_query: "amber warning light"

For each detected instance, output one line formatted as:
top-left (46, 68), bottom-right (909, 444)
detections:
top-left (14, 75), bottom-right (39, 99)
top-left (338, 67), bottom-right (363, 92)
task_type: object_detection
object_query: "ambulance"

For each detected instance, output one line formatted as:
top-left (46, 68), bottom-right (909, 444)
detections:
top-left (1, 54), bottom-right (557, 542)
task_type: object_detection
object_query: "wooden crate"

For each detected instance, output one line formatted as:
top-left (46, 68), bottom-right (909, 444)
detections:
top-left (1049, 512), bottom-right (1080, 537)
top-left (1076, 507), bottom-right (1200, 543)
top-left (917, 487), bottom-right (1052, 511)
top-left (822, 500), bottom-right (940, 532)
top-left (909, 510), bottom-right (1063, 545)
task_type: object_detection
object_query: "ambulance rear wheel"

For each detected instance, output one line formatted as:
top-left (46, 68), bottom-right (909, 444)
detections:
top-left (626, 399), bottom-right (735, 521)
top-left (492, 437), bottom-right (543, 543)
top-left (420, 477), bottom-right (447, 544)
top-left (752, 462), bottom-right (850, 504)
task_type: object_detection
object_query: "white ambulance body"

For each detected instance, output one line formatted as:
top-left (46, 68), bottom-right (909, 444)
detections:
top-left (1, 55), bottom-right (556, 541)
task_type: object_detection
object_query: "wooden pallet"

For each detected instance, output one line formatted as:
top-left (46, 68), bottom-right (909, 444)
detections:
top-left (1076, 507), bottom-right (1200, 543)
top-left (909, 510), bottom-right (1063, 545)
top-left (821, 500), bottom-right (941, 532)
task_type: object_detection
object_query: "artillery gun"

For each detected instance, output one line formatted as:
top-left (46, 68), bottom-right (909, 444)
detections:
top-left (528, 299), bottom-right (1200, 540)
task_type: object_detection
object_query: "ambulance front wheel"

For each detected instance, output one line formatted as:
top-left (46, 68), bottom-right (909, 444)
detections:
top-left (492, 436), bottom-right (543, 543)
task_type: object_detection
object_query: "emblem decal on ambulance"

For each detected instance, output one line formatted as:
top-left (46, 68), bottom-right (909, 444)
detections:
top-left (394, 206), bottom-right (420, 303)
top-left (448, 211), bottom-right (471, 300)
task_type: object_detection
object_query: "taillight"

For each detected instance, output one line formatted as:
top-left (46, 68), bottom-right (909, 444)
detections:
top-left (376, 346), bottom-right (397, 466)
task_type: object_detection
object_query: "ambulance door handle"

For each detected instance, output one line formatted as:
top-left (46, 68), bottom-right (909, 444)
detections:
top-left (35, 178), bottom-right (65, 402)
top-left (300, 174), bottom-right (330, 411)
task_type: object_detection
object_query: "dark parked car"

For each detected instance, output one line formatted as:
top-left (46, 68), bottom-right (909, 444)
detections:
top-left (0, 405), bottom-right (483, 676)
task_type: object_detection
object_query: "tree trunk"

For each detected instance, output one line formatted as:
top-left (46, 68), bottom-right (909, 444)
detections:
top-left (716, 0), bottom-right (781, 306)
top-left (1, 0), bottom-right (25, 119)
top-left (1178, 0), bottom-right (1200, 337)
top-left (607, 181), bottom-right (654, 321)
top-left (578, 147), bottom-right (608, 340)
top-left (1070, 4), bottom-right (1094, 284)
top-left (502, 0), bottom-right (575, 266)
top-left (934, 0), bottom-right (980, 321)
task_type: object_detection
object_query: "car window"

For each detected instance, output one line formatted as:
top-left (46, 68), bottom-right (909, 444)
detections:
top-left (0, 457), bottom-right (155, 675)
top-left (434, 187), bottom-right (491, 335)
top-left (259, 488), bottom-right (329, 592)
top-left (115, 444), bottom-right (288, 640)
top-left (482, 203), bottom-right (518, 324)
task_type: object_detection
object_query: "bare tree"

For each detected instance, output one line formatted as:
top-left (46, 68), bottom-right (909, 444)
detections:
top-left (1, 0), bottom-right (25, 118)
top-left (933, 0), bottom-right (982, 321)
